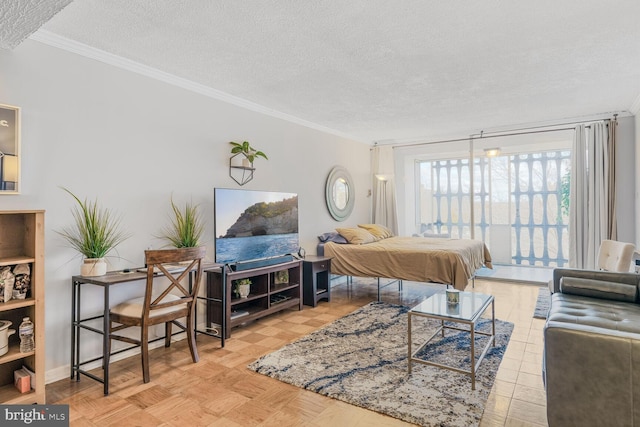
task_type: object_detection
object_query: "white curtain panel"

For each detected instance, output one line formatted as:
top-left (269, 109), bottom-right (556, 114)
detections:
top-left (371, 145), bottom-right (398, 235)
top-left (569, 121), bottom-right (615, 269)
top-left (569, 125), bottom-right (587, 268)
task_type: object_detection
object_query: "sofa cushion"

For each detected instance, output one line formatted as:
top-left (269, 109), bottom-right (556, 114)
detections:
top-left (560, 276), bottom-right (638, 302)
top-left (547, 293), bottom-right (640, 335)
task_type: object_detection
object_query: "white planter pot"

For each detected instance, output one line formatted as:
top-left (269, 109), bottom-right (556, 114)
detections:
top-left (81, 258), bottom-right (107, 276)
top-left (0, 320), bottom-right (15, 356)
top-left (238, 284), bottom-right (251, 298)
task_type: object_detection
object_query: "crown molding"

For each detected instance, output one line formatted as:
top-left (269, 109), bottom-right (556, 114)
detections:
top-left (29, 30), bottom-right (369, 144)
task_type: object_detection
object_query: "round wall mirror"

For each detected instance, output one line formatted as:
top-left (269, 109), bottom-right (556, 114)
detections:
top-left (325, 166), bottom-right (355, 221)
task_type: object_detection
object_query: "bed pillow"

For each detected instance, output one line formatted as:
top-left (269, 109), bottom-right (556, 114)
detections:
top-left (358, 223), bottom-right (394, 240)
top-left (335, 227), bottom-right (377, 244)
top-left (317, 231), bottom-right (348, 244)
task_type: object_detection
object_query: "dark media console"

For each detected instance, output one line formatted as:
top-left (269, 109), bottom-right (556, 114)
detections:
top-left (205, 259), bottom-right (302, 339)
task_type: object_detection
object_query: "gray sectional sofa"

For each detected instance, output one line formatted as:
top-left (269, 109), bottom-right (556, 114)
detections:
top-left (544, 268), bottom-right (640, 427)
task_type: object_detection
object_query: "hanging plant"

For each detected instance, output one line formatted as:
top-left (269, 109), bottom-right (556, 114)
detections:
top-left (229, 141), bottom-right (268, 163)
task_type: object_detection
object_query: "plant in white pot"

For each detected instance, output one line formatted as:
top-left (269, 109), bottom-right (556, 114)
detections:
top-left (57, 188), bottom-right (130, 276)
top-left (234, 278), bottom-right (251, 298)
top-left (229, 140), bottom-right (268, 167)
top-left (158, 198), bottom-right (204, 248)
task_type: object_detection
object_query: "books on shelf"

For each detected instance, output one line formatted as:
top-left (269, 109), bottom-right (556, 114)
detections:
top-left (270, 294), bottom-right (292, 304)
top-left (231, 310), bottom-right (249, 320)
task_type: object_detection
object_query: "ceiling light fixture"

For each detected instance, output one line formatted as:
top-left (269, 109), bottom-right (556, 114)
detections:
top-left (484, 148), bottom-right (500, 157)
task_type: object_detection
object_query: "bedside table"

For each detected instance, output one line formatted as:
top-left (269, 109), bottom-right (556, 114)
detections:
top-left (302, 255), bottom-right (332, 307)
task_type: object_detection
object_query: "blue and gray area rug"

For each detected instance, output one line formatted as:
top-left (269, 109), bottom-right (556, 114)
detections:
top-left (248, 301), bottom-right (514, 427)
top-left (534, 287), bottom-right (551, 319)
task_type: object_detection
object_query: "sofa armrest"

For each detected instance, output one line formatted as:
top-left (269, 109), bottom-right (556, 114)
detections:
top-left (551, 268), bottom-right (640, 300)
top-left (544, 321), bottom-right (640, 426)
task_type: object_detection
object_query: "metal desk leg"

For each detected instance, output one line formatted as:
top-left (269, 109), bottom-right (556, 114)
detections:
top-left (70, 279), bottom-right (77, 380)
top-left (74, 281), bottom-right (82, 381)
top-left (103, 284), bottom-right (110, 395)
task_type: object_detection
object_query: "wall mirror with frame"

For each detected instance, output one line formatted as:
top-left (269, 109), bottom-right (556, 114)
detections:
top-left (0, 104), bottom-right (20, 194)
top-left (325, 165), bottom-right (355, 221)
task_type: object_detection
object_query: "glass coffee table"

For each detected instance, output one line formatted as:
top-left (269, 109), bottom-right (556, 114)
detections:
top-left (408, 290), bottom-right (495, 390)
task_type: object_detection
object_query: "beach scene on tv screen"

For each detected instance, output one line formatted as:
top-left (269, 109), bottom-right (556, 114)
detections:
top-left (215, 189), bottom-right (299, 264)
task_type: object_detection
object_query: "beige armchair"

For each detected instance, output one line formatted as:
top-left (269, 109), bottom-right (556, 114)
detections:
top-left (597, 239), bottom-right (635, 272)
top-left (549, 240), bottom-right (635, 294)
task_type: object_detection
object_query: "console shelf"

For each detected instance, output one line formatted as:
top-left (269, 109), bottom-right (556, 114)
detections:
top-left (206, 259), bottom-right (302, 339)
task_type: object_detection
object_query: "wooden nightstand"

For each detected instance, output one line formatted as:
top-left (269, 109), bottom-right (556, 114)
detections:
top-left (302, 255), bottom-right (332, 307)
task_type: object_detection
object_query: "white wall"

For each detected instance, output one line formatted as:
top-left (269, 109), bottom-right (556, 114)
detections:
top-left (0, 40), bottom-right (372, 381)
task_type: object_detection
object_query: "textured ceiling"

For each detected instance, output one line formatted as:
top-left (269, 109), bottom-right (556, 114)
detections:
top-left (0, 0), bottom-right (72, 49)
top-left (6, 0), bottom-right (640, 143)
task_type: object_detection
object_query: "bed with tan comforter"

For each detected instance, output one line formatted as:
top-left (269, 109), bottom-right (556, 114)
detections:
top-left (322, 236), bottom-right (492, 291)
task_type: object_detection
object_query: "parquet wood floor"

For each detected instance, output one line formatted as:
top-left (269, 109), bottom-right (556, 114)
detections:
top-left (47, 277), bottom-right (548, 426)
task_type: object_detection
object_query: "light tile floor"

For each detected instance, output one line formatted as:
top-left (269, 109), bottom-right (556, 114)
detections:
top-left (475, 264), bottom-right (553, 284)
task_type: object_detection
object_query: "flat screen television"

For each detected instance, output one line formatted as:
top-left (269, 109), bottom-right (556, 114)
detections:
top-left (214, 188), bottom-right (299, 264)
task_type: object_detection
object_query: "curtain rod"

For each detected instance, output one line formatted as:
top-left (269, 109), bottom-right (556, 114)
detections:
top-left (388, 115), bottom-right (617, 149)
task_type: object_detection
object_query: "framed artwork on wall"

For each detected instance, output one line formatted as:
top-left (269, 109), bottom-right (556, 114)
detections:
top-left (0, 104), bottom-right (20, 194)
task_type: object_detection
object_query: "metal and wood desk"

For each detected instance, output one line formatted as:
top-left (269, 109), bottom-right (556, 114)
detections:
top-left (71, 266), bottom-right (224, 395)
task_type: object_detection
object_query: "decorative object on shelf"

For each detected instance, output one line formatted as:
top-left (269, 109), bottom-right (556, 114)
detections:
top-left (11, 263), bottom-right (30, 300)
top-left (13, 368), bottom-right (30, 393)
top-left (158, 197), bottom-right (204, 248)
top-left (56, 187), bottom-right (130, 276)
top-left (325, 165), bottom-right (355, 221)
top-left (0, 266), bottom-right (15, 302)
top-left (0, 103), bottom-right (20, 194)
top-left (0, 320), bottom-right (15, 356)
top-left (274, 270), bottom-right (289, 285)
top-left (234, 278), bottom-right (251, 298)
top-left (228, 140), bottom-right (268, 186)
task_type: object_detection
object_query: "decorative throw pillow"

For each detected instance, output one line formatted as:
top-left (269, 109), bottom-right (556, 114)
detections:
top-left (357, 223), bottom-right (393, 240)
top-left (335, 227), bottom-right (377, 245)
top-left (317, 231), bottom-right (348, 244)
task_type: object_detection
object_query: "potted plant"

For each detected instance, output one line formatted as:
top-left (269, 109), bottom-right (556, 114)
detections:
top-left (234, 278), bottom-right (251, 298)
top-left (229, 141), bottom-right (268, 167)
top-left (158, 198), bottom-right (204, 248)
top-left (57, 187), bottom-right (130, 276)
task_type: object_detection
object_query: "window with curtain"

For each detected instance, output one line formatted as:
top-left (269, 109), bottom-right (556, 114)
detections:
top-left (413, 133), bottom-right (572, 267)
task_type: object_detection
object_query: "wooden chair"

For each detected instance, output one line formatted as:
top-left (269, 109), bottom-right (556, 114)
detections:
top-left (108, 246), bottom-right (206, 383)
